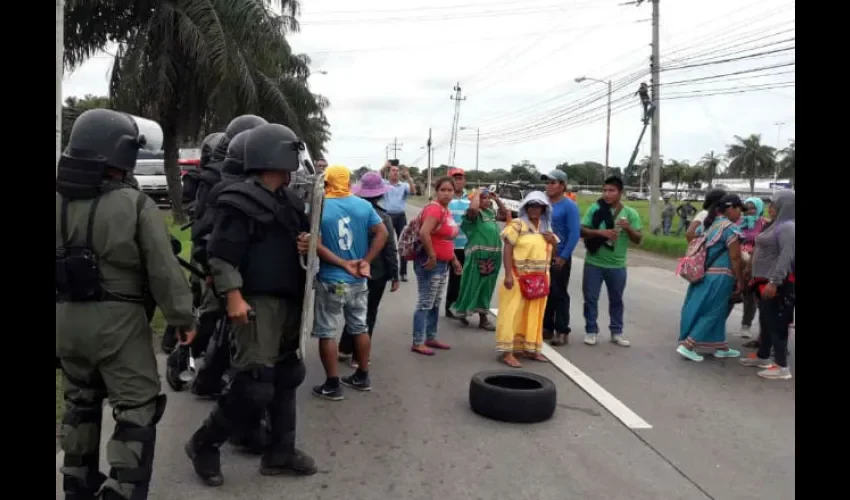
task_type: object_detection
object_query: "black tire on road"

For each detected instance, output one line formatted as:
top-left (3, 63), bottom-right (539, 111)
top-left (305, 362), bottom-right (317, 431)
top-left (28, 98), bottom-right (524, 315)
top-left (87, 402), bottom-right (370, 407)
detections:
top-left (469, 370), bottom-right (557, 423)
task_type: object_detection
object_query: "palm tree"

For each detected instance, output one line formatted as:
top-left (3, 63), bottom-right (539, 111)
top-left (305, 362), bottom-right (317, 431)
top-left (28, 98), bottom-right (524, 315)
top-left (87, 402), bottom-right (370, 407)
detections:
top-left (725, 134), bottom-right (776, 195)
top-left (698, 151), bottom-right (722, 188)
top-left (663, 160), bottom-right (689, 197)
top-left (64, 1), bottom-right (329, 222)
top-left (778, 139), bottom-right (795, 187)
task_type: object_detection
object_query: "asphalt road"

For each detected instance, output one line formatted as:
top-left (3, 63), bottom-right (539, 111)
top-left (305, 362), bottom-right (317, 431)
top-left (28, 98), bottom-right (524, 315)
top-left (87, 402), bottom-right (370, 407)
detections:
top-left (55, 203), bottom-right (795, 500)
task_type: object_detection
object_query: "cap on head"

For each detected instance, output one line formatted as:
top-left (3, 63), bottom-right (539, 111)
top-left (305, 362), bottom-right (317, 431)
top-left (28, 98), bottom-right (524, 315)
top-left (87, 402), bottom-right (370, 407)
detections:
top-left (243, 124), bottom-right (303, 174)
top-left (447, 167), bottom-right (465, 177)
top-left (541, 170), bottom-right (568, 184)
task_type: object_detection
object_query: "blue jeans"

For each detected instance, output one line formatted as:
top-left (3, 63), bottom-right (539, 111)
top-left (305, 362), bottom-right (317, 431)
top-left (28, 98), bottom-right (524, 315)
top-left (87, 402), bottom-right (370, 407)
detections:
top-left (412, 260), bottom-right (449, 344)
top-left (582, 262), bottom-right (628, 335)
top-left (662, 218), bottom-right (672, 235)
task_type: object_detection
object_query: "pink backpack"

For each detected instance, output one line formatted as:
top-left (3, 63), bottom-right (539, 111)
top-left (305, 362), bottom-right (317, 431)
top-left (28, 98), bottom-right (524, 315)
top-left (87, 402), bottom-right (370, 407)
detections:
top-left (398, 203), bottom-right (444, 261)
top-left (676, 220), bottom-right (733, 284)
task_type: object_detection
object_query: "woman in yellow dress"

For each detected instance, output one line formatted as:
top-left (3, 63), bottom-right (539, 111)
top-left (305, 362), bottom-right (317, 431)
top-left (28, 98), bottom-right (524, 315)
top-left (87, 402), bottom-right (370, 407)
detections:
top-left (496, 191), bottom-right (559, 368)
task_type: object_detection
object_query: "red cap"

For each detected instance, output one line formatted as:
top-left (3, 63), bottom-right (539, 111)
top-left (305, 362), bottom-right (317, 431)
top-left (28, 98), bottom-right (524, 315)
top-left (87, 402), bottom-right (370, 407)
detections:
top-left (448, 167), bottom-right (465, 177)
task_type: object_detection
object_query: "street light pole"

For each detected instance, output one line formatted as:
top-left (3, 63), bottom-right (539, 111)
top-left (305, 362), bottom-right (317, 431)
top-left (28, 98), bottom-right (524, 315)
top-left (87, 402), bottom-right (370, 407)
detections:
top-left (575, 76), bottom-right (612, 178)
top-left (773, 121), bottom-right (784, 195)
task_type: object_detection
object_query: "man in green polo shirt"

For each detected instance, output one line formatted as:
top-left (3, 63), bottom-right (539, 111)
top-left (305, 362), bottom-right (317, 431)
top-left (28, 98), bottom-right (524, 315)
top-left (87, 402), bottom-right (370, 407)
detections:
top-left (579, 176), bottom-right (642, 347)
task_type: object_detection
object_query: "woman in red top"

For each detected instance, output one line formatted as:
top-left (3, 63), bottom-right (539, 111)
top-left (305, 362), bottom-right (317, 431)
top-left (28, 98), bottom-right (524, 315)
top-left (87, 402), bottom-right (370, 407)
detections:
top-left (412, 177), bottom-right (463, 355)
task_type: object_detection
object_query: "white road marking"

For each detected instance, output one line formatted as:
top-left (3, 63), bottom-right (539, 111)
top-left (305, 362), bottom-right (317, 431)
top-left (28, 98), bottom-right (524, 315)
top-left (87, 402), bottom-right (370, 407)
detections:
top-left (490, 308), bottom-right (653, 430)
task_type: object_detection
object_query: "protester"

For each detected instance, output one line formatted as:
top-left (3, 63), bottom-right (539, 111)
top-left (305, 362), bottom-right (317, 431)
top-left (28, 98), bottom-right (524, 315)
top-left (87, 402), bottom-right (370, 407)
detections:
top-left (338, 172), bottom-right (400, 368)
top-left (677, 195), bottom-right (746, 362)
top-left (685, 189), bottom-right (726, 243)
top-left (445, 168), bottom-right (471, 322)
top-left (412, 177), bottom-right (463, 355)
top-left (733, 196), bottom-right (767, 339)
top-left (676, 200), bottom-right (697, 236)
top-left (382, 161), bottom-right (416, 281)
top-left (540, 170), bottom-right (581, 346)
top-left (741, 190), bottom-right (795, 380)
top-left (579, 176), bottom-right (642, 347)
top-left (495, 191), bottom-right (558, 368)
top-left (312, 166), bottom-right (388, 401)
top-left (661, 198), bottom-right (675, 235)
top-left (450, 188), bottom-right (508, 330)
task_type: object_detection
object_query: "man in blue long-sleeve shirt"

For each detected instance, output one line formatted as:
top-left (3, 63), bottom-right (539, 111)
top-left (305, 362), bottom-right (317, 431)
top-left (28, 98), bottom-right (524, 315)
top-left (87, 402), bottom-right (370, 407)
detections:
top-left (540, 170), bottom-right (581, 346)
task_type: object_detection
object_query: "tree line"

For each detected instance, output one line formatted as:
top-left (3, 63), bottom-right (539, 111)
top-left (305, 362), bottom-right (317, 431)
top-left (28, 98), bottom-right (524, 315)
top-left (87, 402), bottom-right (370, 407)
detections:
top-left (63, 0), bottom-right (329, 222)
top-left (364, 133), bottom-right (794, 195)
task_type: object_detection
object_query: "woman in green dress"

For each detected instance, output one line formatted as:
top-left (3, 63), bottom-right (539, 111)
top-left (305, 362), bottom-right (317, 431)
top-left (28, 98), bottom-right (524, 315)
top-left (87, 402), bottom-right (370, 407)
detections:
top-left (451, 188), bottom-right (510, 330)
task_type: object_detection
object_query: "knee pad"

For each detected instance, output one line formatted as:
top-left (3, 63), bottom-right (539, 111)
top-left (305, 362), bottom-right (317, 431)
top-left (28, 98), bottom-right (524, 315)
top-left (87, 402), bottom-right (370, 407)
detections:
top-left (274, 357), bottom-right (306, 390)
top-left (61, 401), bottom-right (105, 492)
top-left (108, 394), bottom-right (166, 487)
top-left (227, 367), bottom-right (276, 413)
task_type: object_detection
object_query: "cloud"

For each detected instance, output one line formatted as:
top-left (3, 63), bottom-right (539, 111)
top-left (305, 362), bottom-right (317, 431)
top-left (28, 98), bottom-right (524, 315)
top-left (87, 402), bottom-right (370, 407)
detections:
top-left (61, 0), bottom-right (795, 173)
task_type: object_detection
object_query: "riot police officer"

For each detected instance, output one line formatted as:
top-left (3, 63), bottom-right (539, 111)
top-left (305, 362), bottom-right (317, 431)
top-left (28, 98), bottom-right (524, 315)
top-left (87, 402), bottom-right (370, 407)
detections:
top-left (193, 114), bottom-right (268, 222)
top-left (185, 124), bottom-right (317, 486)
top-left (182, 131), bottom-right (225, 217)
top-left (188, 119), bottom-right (267, 389)
top-left (188, 128), bottom-right (255, 398)
top-left (56, 109), bottom-right (196, 500)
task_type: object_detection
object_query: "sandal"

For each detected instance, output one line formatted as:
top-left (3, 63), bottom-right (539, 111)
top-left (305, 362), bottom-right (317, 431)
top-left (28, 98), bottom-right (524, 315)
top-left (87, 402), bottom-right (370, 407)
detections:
top-left (501, 354), bottom-right (522, 368)
top-left (525, 352), bottom-right (548, 362)
top-left (411, 344), bottom-right (435, 356)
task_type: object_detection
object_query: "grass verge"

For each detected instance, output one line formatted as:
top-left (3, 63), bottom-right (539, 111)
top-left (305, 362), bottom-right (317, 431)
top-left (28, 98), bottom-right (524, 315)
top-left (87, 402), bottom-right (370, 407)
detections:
top-left (407, 194), bottom-right (689, 258)
top-left (56, 214), bottom-right (191, 427)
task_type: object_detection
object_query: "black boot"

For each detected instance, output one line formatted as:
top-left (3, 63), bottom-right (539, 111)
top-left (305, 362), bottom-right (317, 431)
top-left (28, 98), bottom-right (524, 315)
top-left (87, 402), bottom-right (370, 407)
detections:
top-left (261, 388), bottom-right (317, 476)
top-left (229, 414), bottom-right (270, 455)
top-left (260, 448), bottom-right (318, 476)
top-left (185, 410), bottom-right (232, 487)
top-left (63, 471), bottom-right (106, 500)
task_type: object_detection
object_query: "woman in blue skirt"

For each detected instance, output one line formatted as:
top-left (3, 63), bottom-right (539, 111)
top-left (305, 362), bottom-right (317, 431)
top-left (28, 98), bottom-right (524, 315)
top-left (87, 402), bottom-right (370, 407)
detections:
top-left (677, 194), bottom-right (747, 362)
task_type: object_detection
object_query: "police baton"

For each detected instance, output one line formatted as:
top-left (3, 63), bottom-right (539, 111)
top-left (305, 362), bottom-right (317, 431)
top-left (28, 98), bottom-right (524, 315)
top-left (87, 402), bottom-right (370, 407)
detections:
top-left (176, 256), bottom-right (207, 280)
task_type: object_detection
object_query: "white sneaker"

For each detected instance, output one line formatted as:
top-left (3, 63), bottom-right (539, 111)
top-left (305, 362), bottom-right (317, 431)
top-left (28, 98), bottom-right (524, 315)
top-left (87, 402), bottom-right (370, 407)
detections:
top-left (584, 334), bottom-right (598, 346)
top-left (757, 366), bottom-right (792, 380)
top-left (611, 334), bottom-right (631, 347)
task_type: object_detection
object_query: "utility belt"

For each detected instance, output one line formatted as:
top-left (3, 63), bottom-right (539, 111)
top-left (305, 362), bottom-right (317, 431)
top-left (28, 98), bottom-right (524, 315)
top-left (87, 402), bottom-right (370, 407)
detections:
top-left (56, 288), bottom-right (147, 305)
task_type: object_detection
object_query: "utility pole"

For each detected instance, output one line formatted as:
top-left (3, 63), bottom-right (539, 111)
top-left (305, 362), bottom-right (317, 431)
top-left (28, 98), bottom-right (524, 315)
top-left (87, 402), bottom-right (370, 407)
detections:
top-left (604, 80), bottom-right (612, 179)
top-left (56, 0), bottom-right (64, 174)
top-left (385, 145), bottom-right (389, 160)
top-left (773, 121), bottom-right (784, 195)
top-left (643, 0), bottom-right (662, 233)
top-left (706, 150), bottom-right (715, 187)
top-left (426, 128), bottom-right (433, 200)
top-left (387, 137), bottom-right (404, 159)
top-left (448, 83), bottom-right (466, 167)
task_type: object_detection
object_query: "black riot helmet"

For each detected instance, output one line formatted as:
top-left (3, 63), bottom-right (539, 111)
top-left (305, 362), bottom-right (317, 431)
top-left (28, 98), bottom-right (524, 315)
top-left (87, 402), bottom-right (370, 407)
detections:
top-left (200, 132), bottom-right (226, 168)
top-left (63, 109), bottom-right (163, 172)
top-left (243, 124), bottom-right (304, 174)
top-left (222, 130), bottom-right (251, 176)
top-left (212, 115), bottom-right (268, 161)
top-left (225, 114), bottom-right (268, 139)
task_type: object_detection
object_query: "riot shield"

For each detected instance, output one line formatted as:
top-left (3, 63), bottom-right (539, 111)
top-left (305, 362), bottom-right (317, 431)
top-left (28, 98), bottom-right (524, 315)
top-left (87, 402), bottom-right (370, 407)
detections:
top-left (291, 156), bottom-right (324, 360)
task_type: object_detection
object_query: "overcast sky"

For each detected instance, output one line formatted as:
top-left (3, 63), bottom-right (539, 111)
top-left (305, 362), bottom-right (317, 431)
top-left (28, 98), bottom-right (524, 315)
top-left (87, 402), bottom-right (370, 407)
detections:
top-left (63, 0), bottom-right (795, 173)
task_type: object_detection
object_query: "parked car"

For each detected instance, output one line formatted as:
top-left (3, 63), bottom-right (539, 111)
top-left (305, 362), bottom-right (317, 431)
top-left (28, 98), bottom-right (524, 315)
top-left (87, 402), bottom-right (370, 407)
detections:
top-left (135, 150), bottom-right (170, 207)
top-left (489, 182), bottom-right (526, 218)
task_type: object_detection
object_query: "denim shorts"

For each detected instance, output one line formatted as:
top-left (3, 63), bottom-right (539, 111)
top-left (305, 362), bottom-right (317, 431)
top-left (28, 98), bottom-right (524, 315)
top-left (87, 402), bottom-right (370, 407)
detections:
top-left (312, 281), bottom-right (369, 339)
